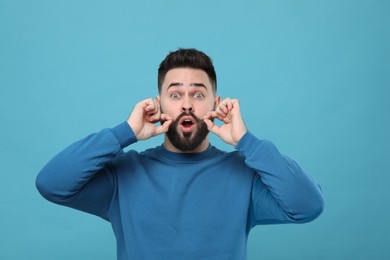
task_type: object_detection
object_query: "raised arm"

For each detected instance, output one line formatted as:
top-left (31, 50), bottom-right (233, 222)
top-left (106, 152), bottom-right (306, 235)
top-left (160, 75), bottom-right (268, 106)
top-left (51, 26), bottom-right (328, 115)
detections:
top-left (35, 122), bottom-right (136, 220)
top-left (237, 132), bottom-right (324, 226)
top-left (36, 98), bottom-right (172, 220)
top-left (204, 97), bottom-right (324, 226)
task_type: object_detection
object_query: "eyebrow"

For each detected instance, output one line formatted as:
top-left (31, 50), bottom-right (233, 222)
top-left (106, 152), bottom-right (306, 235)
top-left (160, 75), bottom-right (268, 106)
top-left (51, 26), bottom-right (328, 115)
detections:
top-left (168, 82), bottom-right (207, 90)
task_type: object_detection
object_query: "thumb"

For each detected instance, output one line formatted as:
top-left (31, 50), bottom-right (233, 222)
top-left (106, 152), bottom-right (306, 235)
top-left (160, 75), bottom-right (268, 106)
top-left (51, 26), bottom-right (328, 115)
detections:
top-left (204, 116), bottom-right (221, 136)
top-left (155, 114), bottom-right (172, 135)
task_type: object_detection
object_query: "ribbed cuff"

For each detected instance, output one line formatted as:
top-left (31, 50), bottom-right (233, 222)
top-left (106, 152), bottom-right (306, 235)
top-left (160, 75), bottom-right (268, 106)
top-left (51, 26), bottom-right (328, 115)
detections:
top-left (235, 131), bottom-right (259, 156)
top-left (110, 121), bottom-right (137, 149)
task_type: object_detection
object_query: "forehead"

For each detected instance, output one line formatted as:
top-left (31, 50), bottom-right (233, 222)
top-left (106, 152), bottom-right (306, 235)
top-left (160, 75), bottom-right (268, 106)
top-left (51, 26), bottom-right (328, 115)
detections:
top-left (162, 68), bottom-right (213, 92)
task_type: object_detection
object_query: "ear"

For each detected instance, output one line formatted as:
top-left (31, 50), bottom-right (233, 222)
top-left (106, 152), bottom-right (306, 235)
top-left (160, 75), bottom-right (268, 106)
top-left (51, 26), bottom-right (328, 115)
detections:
top-left (156, 95), bottom-right (162, 112)
top-left (213, 95), bottom-right (221, 110)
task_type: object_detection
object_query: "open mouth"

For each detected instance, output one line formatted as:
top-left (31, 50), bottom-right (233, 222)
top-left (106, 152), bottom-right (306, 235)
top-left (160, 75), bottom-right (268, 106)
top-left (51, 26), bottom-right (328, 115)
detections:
top-left (179, 116), bottom-right (196, 132)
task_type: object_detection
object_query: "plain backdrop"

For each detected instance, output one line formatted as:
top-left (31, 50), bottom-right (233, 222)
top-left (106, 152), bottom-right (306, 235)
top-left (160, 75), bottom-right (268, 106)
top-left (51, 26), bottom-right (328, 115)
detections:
top-left (1, 0), bottom-right (389, 259)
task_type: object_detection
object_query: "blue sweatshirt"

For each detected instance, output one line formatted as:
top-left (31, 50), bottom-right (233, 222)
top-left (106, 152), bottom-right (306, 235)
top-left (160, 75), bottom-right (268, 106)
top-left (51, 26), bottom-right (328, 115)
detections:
top-left (36, 122), bottom-right (324, 260)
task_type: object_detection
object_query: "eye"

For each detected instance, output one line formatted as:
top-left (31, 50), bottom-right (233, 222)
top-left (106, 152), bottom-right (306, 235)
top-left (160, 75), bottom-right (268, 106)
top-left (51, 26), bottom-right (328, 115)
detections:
top-left (170, 92), bottom-right (181, 99)
top-left (194, 92), bottom-right (204, 99)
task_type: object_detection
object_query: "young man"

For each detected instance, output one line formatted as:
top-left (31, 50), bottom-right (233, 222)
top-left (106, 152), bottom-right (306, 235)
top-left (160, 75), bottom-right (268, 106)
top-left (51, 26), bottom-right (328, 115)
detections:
top-left (36, 48), bottom-right (324, 259)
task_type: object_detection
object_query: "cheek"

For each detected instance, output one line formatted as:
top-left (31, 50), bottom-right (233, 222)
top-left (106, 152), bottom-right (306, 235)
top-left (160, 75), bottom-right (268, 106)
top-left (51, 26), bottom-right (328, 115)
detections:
top-left (195, 104), bottom-right (214, 117)
top-left (159, 99), bottom-right (169, 113)
top-left (160, 103), bottom-right (178, 118)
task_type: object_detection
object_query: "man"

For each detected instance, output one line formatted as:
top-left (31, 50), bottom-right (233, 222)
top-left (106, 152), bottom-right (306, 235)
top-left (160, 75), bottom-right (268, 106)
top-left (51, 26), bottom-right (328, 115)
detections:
top-left (36, 48), bottom-right (324, 259)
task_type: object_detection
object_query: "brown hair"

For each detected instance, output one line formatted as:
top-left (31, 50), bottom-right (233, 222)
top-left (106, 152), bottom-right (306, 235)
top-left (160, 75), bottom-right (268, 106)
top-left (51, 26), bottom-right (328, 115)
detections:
top-left (158, 48), bottom-right (217, 93)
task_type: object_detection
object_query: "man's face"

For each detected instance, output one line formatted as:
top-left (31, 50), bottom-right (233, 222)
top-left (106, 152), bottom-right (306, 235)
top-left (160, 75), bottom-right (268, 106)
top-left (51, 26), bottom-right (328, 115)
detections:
top-left (159, 68), bottom-right (219, 152)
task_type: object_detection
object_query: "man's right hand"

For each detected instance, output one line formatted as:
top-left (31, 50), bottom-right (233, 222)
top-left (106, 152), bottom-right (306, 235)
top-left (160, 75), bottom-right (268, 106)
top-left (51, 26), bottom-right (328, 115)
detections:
top-left (127, 98), bottom-right (172, 141)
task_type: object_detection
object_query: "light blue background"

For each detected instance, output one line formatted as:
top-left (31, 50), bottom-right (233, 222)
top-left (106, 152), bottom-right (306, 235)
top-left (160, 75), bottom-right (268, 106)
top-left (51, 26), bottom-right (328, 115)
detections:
top-left (1, 0), bottom-right (389, 259)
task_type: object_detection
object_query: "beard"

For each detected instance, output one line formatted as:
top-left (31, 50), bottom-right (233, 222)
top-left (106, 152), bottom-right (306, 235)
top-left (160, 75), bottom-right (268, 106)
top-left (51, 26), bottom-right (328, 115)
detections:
top-left (164, 111), bottom-right (209, 152)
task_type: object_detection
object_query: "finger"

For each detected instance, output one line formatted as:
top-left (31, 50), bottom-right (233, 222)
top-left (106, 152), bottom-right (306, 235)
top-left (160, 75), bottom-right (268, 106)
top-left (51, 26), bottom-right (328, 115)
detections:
top-left (225, 100), bottom-right (235, 115)
top-left (209, 112), bottom-right (231, 124)
top-left (224, 97), bottom-right (237, 111)
top-left (160, 113), bottom-right (172, 123)
top-left (204, 118), bottom-right (221, 136)
top-left (147, 114), bottom-right (160, 123)
top-left (204, 111), bottom-right (216, 119)
top-left (221, 116), bottom-right (232, 124)
top-left (216, 109), bottom-right (226, 118)
top-left (205, 111), bottom-right (231, 125)
top-left (148, 106), bottom-right (165, 123)
top-left (226, 99), bottom-right (233, 111)
top-left (145, 99), bottom-right (158, 114)
top-left (143, 98), bottom-right (153, 109)
top-left (216, 100), bottom-right (233, 117)
top-left (155, 114), bottom-right (172, 135)
top-left (219, 103), bottom-right (228, 114)
top-left (205, 111), bottom-right (224, 122)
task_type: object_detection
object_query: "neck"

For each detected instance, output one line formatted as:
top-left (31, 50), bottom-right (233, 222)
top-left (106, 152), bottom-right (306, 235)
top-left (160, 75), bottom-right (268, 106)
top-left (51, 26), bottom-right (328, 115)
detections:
top-left (163, 135), bottom-right (210, 153)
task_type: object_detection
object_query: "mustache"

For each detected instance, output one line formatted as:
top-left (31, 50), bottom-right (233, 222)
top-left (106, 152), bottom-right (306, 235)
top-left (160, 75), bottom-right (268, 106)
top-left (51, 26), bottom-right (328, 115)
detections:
top-left (175, 111), bottom-right (202, 123)
top-left (160, 110), bottom-right (205, 124)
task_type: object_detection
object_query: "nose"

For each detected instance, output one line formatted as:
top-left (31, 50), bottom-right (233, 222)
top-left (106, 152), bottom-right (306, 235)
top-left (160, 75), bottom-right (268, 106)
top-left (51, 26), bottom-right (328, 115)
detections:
top-left (181, 96), bottom-right (193, 113)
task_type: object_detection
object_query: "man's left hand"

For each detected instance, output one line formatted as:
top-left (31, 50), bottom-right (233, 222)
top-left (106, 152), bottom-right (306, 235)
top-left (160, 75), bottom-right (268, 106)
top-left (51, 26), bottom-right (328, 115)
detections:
top-left (204, 98), bottom-right (247, 146)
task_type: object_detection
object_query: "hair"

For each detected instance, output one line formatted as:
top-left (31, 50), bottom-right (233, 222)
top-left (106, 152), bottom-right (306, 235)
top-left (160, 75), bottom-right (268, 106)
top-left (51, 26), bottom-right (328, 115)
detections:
top-left (158, 48), bottom-right (217, 94)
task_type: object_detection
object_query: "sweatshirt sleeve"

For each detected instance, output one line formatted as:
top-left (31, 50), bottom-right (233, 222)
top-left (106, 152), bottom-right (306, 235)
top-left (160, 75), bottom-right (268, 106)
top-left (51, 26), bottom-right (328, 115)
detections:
top-left (235, 131), bottom-right (324, 227)
top-left (35, 121), bottom-right (137, 220)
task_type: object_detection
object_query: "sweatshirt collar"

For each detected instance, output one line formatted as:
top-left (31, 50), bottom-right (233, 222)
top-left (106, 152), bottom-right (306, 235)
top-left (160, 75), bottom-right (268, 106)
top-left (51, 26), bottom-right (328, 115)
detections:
top-left (156, 144), bottom-right (216, 163)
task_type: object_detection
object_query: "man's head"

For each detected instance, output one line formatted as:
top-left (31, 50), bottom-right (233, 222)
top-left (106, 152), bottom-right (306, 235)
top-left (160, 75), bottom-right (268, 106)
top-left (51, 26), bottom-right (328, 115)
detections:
top-left (158, 48), bottom-right (217, 94)
top-left (157, 48), bottom-right (220, 153)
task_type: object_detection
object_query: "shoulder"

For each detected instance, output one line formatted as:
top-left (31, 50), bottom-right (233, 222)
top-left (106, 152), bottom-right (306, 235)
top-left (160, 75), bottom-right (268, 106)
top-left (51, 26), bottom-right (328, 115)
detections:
top-left (213, 145), bottom-right (244, 159)
top-left (210, 146), bottom-right (248, 168)
top-left (118, 146), bottom-right (160, 161)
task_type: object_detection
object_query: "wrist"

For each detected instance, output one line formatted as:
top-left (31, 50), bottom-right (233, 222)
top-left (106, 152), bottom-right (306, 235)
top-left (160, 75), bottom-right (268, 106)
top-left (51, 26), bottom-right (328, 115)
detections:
top-left (233, 129), bottom-right (247, 146)
top-left (127, 118), bottom-right (142, 140)
top-left (111, 121), bottom-right (138, 148)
